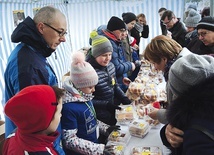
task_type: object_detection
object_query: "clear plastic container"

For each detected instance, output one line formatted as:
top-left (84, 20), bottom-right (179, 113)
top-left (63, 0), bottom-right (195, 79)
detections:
top-left (116, 105), bottom-right (135, 124)
top-left (131, 146), bottom-right (162, 155)
top-left (108, 130), bottom-right (131, 145)
top-left (129, 120), bottom-right (150, 138)
top-left (104, 141), bottom-right (125, 155)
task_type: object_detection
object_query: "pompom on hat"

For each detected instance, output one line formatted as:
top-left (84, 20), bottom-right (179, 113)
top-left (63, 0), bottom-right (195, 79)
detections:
top-left (122, 12), bottom-right (136, 24)
top-left (197, 16), bottom-right (214, 31)
top-left (185, 9), bottom-right (201, 28)
top-left (107, 16), bottom-right (126, 31)
top-left (70, 51), bottom-right (98, 88)
top-left (186, 4), bottom-right (197, 12)
top-left (168, 54), bottom-right (214, 98)
top-left (90, 31), bottom-right (113, 58)
top-left (4, 85), bottom-right (57, 134)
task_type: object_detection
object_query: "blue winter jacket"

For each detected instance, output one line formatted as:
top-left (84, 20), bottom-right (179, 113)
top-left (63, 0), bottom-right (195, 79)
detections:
top-left (97, 26), bottom-right (133, 92)
top-left (4, 16), bottom-right (64, 155)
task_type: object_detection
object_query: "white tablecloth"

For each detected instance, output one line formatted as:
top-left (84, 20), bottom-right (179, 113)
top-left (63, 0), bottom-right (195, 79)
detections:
top-left (120, 123), bottom-right (171, 155)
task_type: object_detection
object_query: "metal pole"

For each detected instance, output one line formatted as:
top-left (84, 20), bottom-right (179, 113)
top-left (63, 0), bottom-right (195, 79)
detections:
top-left (211, 0), bottom-right (214, 16)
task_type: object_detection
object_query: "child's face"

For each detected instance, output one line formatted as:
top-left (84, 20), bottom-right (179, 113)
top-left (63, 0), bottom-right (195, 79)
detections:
top-left (95, 52), bottom-right (112, 67)
top-left (80, 86), bottom-right (96, 94)
top-left (44, 98), bottom-right (63, 134)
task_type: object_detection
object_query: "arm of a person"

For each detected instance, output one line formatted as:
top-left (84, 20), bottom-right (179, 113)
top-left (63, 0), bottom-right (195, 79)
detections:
top-left (18, 62), bottom-right (57, 90)
top-left (114, 84), bottom-right (131, 105)
top-left (141, 25), bottom-right (149, 38)
top-left (111, 47), bottom-right (133, 76)
top-left (61, 108), bottom-right (105, 155)
top-left (148, 109), bottom-right (168, 124)
top-left (98, 120), bottom-right (109, 136)
top-left (62, 128), bottom-right (105, 155)
top-left (92, 98), bottom-right (109, 109)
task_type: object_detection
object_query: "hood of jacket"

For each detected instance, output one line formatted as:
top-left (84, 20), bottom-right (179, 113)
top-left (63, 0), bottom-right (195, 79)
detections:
top-left (62, 76), bottom-right (94, 103)
top-left (11, 16), bottom-right (55, 57)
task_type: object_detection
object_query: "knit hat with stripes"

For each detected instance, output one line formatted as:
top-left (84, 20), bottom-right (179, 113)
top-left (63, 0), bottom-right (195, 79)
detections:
top-left (90, 30), bottom-right (113, 58)
top-left (70, 51), bottom-right (98, 88)
top-left (197, 16), bottom-right (214, 31)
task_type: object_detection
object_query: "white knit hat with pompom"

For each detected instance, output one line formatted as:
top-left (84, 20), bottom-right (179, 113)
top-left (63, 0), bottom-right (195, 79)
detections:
top-left (70, 51), bottom-right (98, 88)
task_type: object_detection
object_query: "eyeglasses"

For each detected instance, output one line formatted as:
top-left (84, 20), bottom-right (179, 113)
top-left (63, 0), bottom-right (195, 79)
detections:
top-left (119, 29), bottom-right (126, 32)
top-left (162, 17), bottom-right (173, 26)
top-left (43, 23), bottom-right (67, 37)
top-left (198, 31), bottom-right (209, 37)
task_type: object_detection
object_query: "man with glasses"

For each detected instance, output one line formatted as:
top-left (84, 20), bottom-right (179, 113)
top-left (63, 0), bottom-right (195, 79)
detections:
top-left (4, 6), bottom-right (67, 155)
top-left (187, 16), bottom-right (214, 55)
top-left (161, 10), bottom-right (187, 47)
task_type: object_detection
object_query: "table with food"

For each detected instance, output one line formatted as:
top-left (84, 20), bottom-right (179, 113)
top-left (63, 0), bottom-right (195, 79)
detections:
top-left (104, 60), bottom-right (171, 155)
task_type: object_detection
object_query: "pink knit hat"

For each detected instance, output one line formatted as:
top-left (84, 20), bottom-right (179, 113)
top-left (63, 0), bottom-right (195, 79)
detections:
top-left (70, 51), bottom-right (98, 88)
top-left (4, 85), bottom-right (57, 134)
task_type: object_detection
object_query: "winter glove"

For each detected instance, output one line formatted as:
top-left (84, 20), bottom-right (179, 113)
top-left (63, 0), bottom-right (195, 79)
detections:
top-left (106, 125), bottom-right (120, 136)
top-left (103, 147), bottom-right (113, 155)
top-left (135, 60), bottom-right (141, 67)
top-left (107, 102), bottom-right (121, 111)
top-left (121, 97), bottom-right (131, 105)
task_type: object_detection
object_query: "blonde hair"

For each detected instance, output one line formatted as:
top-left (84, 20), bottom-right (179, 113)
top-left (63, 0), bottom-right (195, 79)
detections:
top-left (143, 35), bottom-right (182, 64)
top-left (137, 13), bottom-right (146, 19)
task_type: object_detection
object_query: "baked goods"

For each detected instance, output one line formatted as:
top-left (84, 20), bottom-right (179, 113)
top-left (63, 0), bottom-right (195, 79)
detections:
top-left (131, 146), bottom-right (162, 155)
top-left (128, 82), bottom-right (144, 95)
top-left (129, 120), bottom-right (150, 138)
top-left (127, 60), bottom-right (166, 103)
top-left (135, 104), bottom-right (160, 128)
top-left (116, 105), bottom-right (135, 124)
top-left (104, 142), bottom-right (125, 155)
top-left (108, 130), bottom-right (131, 144)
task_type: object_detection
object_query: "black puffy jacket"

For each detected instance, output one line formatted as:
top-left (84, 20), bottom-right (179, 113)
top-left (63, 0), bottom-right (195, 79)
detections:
top-left (88, 56), bottom-right (131, 125)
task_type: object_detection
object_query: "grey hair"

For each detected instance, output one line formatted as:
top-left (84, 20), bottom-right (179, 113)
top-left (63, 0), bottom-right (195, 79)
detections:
top-left (33, 6), bottom-right (64, 25)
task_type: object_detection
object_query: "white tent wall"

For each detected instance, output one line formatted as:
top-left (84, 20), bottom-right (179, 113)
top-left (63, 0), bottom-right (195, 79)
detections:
top-left (0, 0), bottom-right (185, 120)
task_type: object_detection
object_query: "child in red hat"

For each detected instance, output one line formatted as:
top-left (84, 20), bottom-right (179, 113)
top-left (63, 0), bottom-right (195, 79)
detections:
top-left (3, 85), bottom-right (65, 155)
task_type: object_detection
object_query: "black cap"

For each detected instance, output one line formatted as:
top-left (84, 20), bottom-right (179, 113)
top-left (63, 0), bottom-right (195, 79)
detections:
top-left (107, 16), bottom-right (126, 31)
top-left (197, 16), bottom-right (214, 31)
top-left (122, 12), bottom-right (136, 24)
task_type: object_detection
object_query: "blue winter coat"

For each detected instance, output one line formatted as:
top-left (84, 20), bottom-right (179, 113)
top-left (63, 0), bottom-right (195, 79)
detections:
top-left (4, 16), bottom-right (64, 155)
top-left (97, 27), bottom-right (133, 92)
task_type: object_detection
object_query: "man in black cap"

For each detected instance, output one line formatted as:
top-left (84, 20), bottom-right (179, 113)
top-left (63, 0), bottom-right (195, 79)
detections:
top-left (187, 16), bottom-right (214, 54)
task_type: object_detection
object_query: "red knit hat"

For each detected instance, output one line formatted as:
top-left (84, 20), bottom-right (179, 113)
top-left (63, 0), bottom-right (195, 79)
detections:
top-left (4, 85), bottom-right (57, 134)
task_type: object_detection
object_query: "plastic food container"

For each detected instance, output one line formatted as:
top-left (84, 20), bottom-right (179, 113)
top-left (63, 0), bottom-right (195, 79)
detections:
top-left (108, 130), bottom-right (131, 145)
top-left (116, 105), bottom-right (135, 124)
top-left (129, 120), bottom-right (150, 138)
top-left (104, 142), bottom-right (125, 155)
top-left (131, 146), bottom-right (162, 155)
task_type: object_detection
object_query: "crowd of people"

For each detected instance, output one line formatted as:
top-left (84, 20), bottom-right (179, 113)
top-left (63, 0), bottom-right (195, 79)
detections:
top-left (1, 4), bottom-right (214, 155)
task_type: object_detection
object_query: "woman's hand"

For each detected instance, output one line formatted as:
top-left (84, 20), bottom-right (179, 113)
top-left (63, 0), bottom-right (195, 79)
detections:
top-left (165, 124), bottom-right (184, 148)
